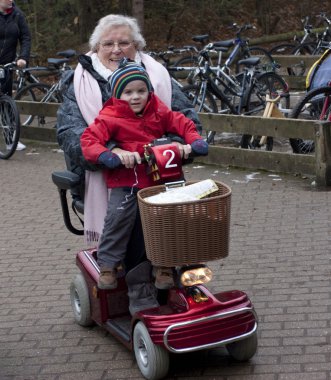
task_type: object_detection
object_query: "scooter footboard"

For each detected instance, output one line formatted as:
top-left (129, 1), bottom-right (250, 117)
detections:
top-left (163, 307), bottom-right (257, 354)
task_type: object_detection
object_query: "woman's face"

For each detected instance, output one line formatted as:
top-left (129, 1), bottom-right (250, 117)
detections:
top-left (97, 25), bottom-right (137, 71)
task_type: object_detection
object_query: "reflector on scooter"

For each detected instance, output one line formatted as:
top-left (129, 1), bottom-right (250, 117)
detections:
top-left (180, 266), bottom-right (213, 286)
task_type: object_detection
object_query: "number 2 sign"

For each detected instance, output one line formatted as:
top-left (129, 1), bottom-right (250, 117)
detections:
top-left (147, 143), bottom-right (182, 182)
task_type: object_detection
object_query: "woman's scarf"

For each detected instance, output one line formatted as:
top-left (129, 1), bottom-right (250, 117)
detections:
top-left (73, 51), bottom-right (172, 244)
top-left (74, 52), bottom-right (108, 245)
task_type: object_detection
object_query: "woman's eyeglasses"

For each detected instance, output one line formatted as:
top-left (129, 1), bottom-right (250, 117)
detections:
top-left (99, 41), bottom-right (134, 51)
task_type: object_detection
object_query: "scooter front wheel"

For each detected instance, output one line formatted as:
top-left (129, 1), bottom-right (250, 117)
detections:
top-left (70, 273), bottom-right (94, 327)
top-left (133, 321), bottom-right (169, 380)
top-left (226, 332), bottom-right (258, 361)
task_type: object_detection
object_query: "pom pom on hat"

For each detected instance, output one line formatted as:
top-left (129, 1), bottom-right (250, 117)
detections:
top-left (108, 58), bottom-right (153, 98)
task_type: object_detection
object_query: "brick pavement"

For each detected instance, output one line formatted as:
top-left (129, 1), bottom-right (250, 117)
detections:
top-left (0, 141), bottom-right (330, 380)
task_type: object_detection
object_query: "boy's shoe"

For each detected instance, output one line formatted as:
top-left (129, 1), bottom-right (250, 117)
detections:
top-left (98, 268), bottom-right (117, 289)
top-left (154, 267), bottom-right (174, 289)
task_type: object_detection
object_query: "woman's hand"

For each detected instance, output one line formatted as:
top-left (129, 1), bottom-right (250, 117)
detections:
top-left (16, 59), bottom-right (27, 68)
top-left (172, 142), bottom-right (192, 159)
top-left (112, 148), bottom-right (141, 168)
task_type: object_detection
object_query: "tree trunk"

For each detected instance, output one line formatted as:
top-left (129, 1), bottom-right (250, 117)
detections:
top-left (76, 0), bottom-right (94, 44)
top-left (132, 0), bottom-right (144, 32)
top-left (255, 0), bottom-right (271, 34)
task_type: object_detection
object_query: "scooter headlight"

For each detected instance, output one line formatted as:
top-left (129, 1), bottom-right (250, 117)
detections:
top-left (180, 266), bottom-right (213, 287)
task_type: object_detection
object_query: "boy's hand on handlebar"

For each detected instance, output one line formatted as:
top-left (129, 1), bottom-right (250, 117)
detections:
top-left (173, 139), bottom-right (209, 160)
top-left (172, 142), bottom-right (192, 159)
top-left (112, 148), bottom-right (141, 168)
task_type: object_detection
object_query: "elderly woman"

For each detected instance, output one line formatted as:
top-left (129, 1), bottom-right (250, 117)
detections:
top-left (57, 14), bottom-right (201, 239)
top-left (56, 14), bottom-right (202, 313)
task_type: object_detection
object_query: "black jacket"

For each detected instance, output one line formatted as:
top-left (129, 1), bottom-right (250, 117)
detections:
top-left (0, 4), bottom-right (31, 64)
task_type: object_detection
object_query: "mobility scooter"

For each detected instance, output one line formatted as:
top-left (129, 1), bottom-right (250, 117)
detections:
top-left (52, 141), bottom-right (258, 380)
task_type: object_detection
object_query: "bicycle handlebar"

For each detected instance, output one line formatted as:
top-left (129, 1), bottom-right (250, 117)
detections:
top-left (316, 12), bottom-right (331, 25)
top-left (0, 62), bottom-right (18, 69)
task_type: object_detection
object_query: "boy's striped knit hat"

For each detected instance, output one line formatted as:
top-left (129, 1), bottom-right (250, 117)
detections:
top-left (108, 58), bottom-right (153, 99)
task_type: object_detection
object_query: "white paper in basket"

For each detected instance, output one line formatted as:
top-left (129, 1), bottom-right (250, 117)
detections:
top-left (144, 179), bottom-right (218, 204)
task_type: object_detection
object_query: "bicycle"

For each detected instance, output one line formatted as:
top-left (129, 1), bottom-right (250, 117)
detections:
top-left (270, 13), bottom-right (331, 76)
top-left (151, 43), bottom-right (228, 89)
top-left (174, 24), bottom-right (275, 77)
top-left (0, 63), bottom-right (20, 159)
top-left (180, 47), bottom-right (289, 144)
top-left (289, 83), bottom-right (331, 154)
top-left (291, 13), bottom-right (331, 56)
top-left (12, 49), bottom-right (77, 96)
top-left (14, 50), bottom-right (76, 126)
top-left (222, 23), bottom-right (275, 73)
top-left (148, 47), bottom-right (199, 84)
top-left (269, 16), bottom-right (314, 56)
top-left (161, 24), bottom-right (275, 93)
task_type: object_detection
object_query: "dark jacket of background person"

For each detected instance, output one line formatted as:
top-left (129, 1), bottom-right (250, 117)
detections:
top-left (0, 4), bottom-right (31, 65)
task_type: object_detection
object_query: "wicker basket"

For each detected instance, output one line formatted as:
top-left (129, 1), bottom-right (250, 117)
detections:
top-left (137, 181), bottom-right (231, 267)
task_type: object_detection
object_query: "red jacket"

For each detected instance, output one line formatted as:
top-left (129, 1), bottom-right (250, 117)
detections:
top-left (81, 93), bottom-right (202, 189)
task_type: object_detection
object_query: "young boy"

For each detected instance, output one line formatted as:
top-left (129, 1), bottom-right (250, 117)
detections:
top-left (81, 59), bottom-right (208, 291)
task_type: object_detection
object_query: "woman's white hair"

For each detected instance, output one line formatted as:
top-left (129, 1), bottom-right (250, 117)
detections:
top-left (89, 14), bottom-right (146, 52)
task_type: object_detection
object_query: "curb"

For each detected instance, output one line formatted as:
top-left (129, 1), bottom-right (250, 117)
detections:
top-left (20, 125), bottom-right (57, 143)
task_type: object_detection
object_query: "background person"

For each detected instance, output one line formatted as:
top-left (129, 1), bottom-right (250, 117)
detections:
top-left (0, 0), bottom-right (31, 151)
top-left (56, 14), bottom-right (203, 246)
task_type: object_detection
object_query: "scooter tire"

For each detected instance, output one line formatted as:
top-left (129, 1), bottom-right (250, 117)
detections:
top-left (226, 332), bottom-right (258, 361)
top-left (70, 273), bottom-right (94, 327)
top-left (133, 321), bottom-right (169, 380)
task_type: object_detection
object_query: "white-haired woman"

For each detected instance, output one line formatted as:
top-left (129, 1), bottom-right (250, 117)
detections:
top-left (56, 14), bottom-right (202, 312)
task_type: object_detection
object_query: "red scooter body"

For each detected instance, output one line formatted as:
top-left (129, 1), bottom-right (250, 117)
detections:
top-left (75, 249), bottom-right (257, 354)
top-left (55, 142), bottom-right (258, 380)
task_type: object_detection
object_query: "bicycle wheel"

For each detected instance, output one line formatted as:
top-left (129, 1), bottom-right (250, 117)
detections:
top-left (289, 86), bottom-right (331, 154)
top-left (13, 84), bottom-right (38, 125)
top-left (268, 43), bottom-right (299, 76)
top-left (287, 43), bottom-right (317, 76)
top-left (248, 47), bottom-right (275, 72)
top-left (15, 83), bottom-right (61, 126)
top-left (170, 55), bottom-right (198, 84)
top-left (0, 95), bottom-right (20, 159)
top-left (292, 42), bottom-right (316, 55)
top-left (269, 43), bottom-right (296, 55)
top-left (247, 71), bottom-right (290, 114)
top-left (241, 71), bottom-right (290, 151)
top-left (181, 84), bottom-right (218, 113)
top-left (181, 84), bottom-right (218, 143)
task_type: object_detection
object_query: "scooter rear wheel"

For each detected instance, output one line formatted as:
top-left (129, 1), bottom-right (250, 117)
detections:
top-left (133, 321), bottom-right (169, 380)
top-left (226, 332), bottom-right (258, 361)
top-left (70, 273), bottom-right (94, 327)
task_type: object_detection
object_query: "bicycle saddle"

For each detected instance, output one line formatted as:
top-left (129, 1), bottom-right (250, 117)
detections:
top-left (237, 57), bottom-right (260, 67)
top-left (56, 49), bottom-right (77, 59)
top-left (47, 57), bottom-right (70, 67)
top-left (214, 40), bottom-right (235, 48)
top-left (192, 34), bottom-right (209, 44)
